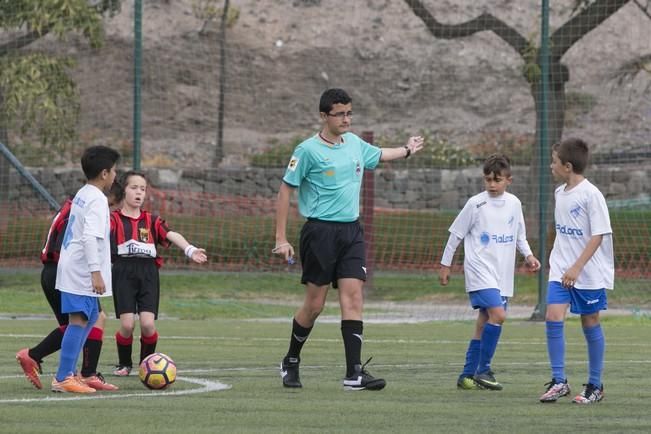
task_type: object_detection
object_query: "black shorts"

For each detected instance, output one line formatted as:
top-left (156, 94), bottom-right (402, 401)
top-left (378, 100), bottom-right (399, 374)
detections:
top-left (41, 262), bottom-right (102, 326)
top-left (299, 219), bottom-right (367, 288)
top-left (112, 257), bottom-right (160, 319)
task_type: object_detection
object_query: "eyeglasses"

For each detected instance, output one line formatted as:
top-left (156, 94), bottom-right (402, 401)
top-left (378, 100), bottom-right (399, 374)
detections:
top-left (327, 111), bottom-right (353, 119)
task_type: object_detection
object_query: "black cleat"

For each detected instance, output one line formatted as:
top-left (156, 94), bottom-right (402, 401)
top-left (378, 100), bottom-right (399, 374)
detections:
top-left (343, 357), bottom-right (386, 391)
top-left (474, 370), bottom-right (503, 391)
top-left (280, 357), bottom-right (302, 388)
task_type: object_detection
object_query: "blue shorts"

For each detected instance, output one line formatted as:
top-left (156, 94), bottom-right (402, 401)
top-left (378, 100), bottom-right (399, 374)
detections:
top-left (61, 292), bottom-right (99, 322)
top-left (547, 281), bottom-right (608, 315)
top-left (468, 288), bottom-right (508, 311)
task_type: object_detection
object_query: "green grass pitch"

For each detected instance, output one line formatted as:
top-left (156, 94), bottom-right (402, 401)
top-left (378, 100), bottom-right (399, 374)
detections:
top-left (0, 271), bottom-right (650, 433)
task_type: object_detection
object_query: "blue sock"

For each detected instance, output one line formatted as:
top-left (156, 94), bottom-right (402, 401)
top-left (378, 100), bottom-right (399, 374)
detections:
top-left (583, 324), bottom-right (605, 387)
top-left (460, 339), bottom-right (481, 378)
top-left (56, 324), bottom-right (85, 381)
top-left (476, 323), bottom-right (501, 375)
top-left (74, 309), bottom-right (99, 365)
top-left (546, 321), bottom-right (565, 382)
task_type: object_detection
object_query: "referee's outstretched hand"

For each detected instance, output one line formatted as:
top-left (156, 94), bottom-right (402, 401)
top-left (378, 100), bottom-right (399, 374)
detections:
top-left (406, 136), bottom-right (425, 156)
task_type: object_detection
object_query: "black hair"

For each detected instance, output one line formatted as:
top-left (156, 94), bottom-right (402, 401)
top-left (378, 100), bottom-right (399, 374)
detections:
top-left (319, 88), bottom-right (352, 114)
top-left (81, 146), bottom-right (120, 180)
top-left (483, 153), bottom-right (512, 177)
top-left (552, 138), bottom-right (589, 174)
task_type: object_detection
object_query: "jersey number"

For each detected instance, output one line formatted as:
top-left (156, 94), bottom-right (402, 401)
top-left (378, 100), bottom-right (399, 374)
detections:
top-left (61, 214), bottom-right (76, 250)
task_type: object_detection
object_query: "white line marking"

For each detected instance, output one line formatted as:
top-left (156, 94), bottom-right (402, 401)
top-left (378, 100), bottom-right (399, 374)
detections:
top-left (0, 376), bottom-right (230, 404)
top-left (1, 333), bottom-right (647, 346)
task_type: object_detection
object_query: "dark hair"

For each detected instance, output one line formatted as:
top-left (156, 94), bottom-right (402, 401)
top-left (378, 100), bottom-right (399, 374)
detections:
top-left (319, 88), bottom-right (352, 114)
top-left (108, 181), bottom-right (124, 205)
top-left (552, 138), bottom-right (589, 174)
top-left (483, 153), bottom-right (512, 177)
top-left (110, 170), bottom-right (147, 204)
top-left (81, 146), bottom-right (120, 180)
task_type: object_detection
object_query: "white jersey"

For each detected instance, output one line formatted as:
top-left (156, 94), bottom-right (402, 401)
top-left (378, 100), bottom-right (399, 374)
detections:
top-left (447, 191), bottom-right (532, 297)
top-left (56, 184), bottom-right (112, 297)
top-left (549, 179), bottom-right (614, 290)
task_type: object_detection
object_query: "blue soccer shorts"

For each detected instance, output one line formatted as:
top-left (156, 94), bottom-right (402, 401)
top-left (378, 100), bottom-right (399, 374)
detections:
top-left (468, 288), bottom-right (508, 311)
top-left (547, 281), bottom-right (608, 315)
top-left (61, 292), bottom-right (100, 322)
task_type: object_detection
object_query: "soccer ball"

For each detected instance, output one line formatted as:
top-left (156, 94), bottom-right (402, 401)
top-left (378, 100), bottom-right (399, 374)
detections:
top-left (139, 352), bottom-right (177, 390)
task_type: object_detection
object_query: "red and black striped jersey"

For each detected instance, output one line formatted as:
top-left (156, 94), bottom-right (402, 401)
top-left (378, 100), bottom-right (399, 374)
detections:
top-left (110, 209), bottom-right (171, 268)
top-left (40, 199), bottom-right (73, 264)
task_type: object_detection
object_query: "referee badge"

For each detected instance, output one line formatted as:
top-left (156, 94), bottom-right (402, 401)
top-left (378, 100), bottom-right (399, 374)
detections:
top-left (139, 227), bottom-right (150, 242)
top-left (287, 156), bottom-right (299, 172)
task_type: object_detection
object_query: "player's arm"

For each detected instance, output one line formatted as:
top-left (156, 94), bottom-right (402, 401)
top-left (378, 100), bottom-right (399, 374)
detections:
top-left (561, 234), bottom-right (603, 288)
top-left (273, 182), bottom-right (295, 261)
top-left (515, 210), bottom-right (540, 271)
top-left (380, 136), bottom-right (424, 161)
top-left (439, 232), bottom-right (462, 286)
top-left (82, 204), bottom-right (106, 294)
top-left (166, 231), bottom-right (207, 264)
top-left (83, 235), bottom-right (105, 295)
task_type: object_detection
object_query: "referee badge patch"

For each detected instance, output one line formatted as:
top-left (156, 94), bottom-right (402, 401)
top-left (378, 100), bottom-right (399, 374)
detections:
top-left (287, 156), bottom-right (299, 171)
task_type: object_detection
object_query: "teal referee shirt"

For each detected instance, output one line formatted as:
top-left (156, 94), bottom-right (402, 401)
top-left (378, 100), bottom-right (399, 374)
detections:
top-left (282, 132), bottom-right (382, 222)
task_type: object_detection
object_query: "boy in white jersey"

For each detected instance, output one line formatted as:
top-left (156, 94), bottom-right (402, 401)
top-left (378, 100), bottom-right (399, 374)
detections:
top-left (439, 154), bottom-right (540, 390)
top-left (52, 145), bottom-right (120, 393)
top-left (539, 138), bottom-right (614, 405)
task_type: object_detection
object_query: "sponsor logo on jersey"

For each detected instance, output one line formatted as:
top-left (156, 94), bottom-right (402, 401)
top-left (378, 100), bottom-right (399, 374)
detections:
top-left (492, 234), bottom-right (514, 243)
top-left (476, 201), bottom-right (487, 208)
top-left (117, 239), bottom-right (157, 258)
top-left (570, 204), bottom-right (582, 218)
top-left (480, 231), bottom-right (514, 245)
top-left (556, 224), bottom-right (584, 236)
top-left (508, 215), bottom-right (514, 226)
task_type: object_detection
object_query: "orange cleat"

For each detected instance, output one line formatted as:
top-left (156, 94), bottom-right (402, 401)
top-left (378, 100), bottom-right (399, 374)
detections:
top-left (80, 373), bottom-right (119, 391)
top-left (51, 375), bottom-right (96, 393)
top-left (16, 348), bottom-right (42, 389)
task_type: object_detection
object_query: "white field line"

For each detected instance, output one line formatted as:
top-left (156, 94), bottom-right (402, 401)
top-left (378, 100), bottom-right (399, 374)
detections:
top-left (1, 333), bottom-right (648, 347)
top-left (0, 376), bottom-right (230, 404)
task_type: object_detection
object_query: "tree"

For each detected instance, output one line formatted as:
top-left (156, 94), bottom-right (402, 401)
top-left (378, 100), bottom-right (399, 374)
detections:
top-left (192, 0), bottom-right (240, 165)
top-left (611, 1), bottom-right (651, 89)
top-left (402, 0), bottom-right (633, 236)
top-left (0, 0), bottom-right (119, 157)
top-left (404, 0), bottom-right (631, 149)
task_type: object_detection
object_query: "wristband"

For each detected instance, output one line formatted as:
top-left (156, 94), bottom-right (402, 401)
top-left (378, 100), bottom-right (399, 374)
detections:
top-left (184, 245), bottom-right (197, 259)
top-left (404, 145), bottom-right (411, 159)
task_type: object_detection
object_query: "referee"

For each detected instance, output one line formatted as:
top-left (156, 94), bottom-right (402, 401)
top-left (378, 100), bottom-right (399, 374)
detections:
top-left (274, 88), bottom-right (424, 390)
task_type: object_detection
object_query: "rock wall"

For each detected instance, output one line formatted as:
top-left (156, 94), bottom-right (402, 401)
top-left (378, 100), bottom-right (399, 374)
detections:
top-left (15, 164), bottom-right (651, 212)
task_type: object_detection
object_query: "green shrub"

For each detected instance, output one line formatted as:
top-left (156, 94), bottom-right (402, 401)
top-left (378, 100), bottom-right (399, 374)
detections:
top-left (468, 130), bottom-right (534, 165)
top-left (249, 136), bottom-right (304, 168)
top-left (376, 129), bottom-right (475, 168)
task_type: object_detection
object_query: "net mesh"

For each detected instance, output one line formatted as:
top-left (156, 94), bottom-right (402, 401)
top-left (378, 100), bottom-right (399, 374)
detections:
top-left (1, 0), bottom-right (649, 319)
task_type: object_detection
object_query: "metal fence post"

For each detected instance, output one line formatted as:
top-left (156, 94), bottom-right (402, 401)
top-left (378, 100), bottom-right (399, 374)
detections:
top-left (361, 130), bottom-right (375, 293)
